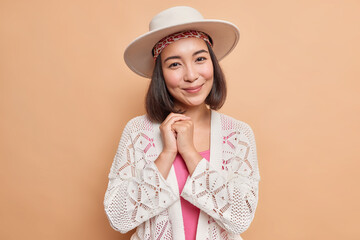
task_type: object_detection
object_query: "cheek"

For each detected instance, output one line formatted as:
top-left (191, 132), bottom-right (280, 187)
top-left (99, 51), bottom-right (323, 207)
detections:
top-left (200, 62), bottom-right (214, 80)
top-left (162, 70), bottom-right (181, 89)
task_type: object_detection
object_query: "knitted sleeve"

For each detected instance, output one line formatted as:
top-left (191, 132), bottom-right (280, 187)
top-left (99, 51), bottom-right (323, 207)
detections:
top-left (104, 118), bottom-right (178, 233)
top-left (181, 119), bottom-right (260, 235)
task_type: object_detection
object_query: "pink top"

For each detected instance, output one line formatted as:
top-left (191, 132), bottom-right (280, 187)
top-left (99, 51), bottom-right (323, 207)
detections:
top-left (173, 150), bottom-right (210, 240)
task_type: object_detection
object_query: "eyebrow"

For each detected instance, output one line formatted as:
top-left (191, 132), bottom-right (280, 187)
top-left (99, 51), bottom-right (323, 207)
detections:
top-left (163, 49), bottom-right (209, 63)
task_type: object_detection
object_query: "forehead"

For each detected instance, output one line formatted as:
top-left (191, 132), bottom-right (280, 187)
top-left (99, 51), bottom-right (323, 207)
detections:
top-left (160, 38), bottom-right (209, 58)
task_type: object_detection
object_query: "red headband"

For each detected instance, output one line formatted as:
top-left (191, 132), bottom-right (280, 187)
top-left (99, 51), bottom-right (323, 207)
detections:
top-left (152, 30), bottom-right (212, 60)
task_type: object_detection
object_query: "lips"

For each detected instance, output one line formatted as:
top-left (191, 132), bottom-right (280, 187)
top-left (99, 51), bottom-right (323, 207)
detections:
top-left (183, 84), bottom-right (204, 93)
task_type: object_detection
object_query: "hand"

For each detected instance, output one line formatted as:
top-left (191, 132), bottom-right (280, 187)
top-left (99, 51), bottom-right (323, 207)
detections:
top-left (159, 113), bottom-right (190, 156)
top-left (172, 117), bottom-right (203, 175)
top-left (171, 118), bottom-right (197, 155)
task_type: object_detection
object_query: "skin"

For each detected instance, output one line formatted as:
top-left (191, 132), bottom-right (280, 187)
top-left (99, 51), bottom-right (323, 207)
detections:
top-left (154, 38), bottom-right (213, 179)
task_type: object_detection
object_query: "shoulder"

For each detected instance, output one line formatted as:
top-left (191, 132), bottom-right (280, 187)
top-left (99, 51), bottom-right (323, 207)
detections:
top-left (216, 112), bottom-right (258, 160)
top-left (216, 111), bottom-right (255, 136)
top-left (123, 114), bottom-right (156, 134)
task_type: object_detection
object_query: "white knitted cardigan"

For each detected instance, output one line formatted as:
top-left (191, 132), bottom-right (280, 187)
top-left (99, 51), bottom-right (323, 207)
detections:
top-left (104, 110), bottom-right (260, 240)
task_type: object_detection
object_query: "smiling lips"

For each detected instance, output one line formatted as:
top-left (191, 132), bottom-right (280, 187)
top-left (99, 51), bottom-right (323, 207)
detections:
top-left (183, 84), bottom-right (204, 93)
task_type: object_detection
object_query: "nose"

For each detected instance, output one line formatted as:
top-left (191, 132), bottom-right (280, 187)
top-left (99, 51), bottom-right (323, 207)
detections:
top-left (184, 64), bottom-right (199, 82)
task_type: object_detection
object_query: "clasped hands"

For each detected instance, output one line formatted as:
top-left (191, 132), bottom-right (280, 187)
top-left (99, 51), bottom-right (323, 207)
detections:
top-left (160, 113), bottom-right (197, 157)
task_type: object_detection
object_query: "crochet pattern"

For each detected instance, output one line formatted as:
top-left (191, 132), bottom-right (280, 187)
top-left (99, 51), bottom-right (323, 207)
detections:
top-left (104, 111), bottom-right (260, 239)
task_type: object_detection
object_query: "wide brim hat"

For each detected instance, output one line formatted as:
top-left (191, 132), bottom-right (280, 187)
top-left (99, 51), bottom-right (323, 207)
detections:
top-left (124, 6), bottom-right (240, 78)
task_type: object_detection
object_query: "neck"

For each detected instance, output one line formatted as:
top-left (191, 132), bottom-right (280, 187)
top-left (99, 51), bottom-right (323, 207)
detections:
top-left (178, 104), bottom-right (211, 124)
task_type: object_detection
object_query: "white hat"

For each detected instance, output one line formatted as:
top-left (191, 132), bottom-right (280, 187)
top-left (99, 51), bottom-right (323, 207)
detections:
top-left (124, 6), bottom-right (240, 78)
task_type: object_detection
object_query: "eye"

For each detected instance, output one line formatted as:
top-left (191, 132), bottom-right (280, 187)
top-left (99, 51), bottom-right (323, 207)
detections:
top-left (168, 62), bottom-right (180, 68)
top-left (196, 56), bottom-right (206, 62)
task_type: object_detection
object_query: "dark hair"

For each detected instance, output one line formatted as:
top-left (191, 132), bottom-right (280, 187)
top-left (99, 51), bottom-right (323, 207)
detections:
top-left (145, 41), bottom-right (227, 123)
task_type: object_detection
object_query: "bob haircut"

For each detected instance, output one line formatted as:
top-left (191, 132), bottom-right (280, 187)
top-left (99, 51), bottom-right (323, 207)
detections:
top-left (145, 41), bottom-right (226, 123)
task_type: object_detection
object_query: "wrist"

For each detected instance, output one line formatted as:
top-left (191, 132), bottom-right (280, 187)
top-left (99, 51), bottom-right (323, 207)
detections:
top-left (178, 145), bottom-right (196, 155)
top-left (179, 148), bottom-right (200, 161)
top-left (155, 150), bottom-right (177, 179)
top-left (160, 150), bottom-right (177, 161)
top-left (179, 149), bottom-right (202, 176)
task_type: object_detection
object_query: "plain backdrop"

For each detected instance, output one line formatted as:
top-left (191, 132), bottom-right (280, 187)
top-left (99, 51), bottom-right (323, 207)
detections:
top-left (1, 0), bottom-right (360, 239)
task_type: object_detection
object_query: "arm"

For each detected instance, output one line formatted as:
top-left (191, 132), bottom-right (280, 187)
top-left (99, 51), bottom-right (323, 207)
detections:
top-left (181, 123), bottom-right (260, 235)
top-left (104, 120), bottom-right (178, 233)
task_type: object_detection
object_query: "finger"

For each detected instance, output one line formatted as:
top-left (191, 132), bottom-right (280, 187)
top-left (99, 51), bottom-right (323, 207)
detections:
top-left (171, 120), bottom-right (193, 132)
top-left (162, 114), bottom-right (190, 128)
top-left (162, 113), bottom-right (190, 125)
top-left (165, 117), bottom-right (190, 132)
top-left (172, 129), bottom-right (177, 139)
top-left (172, 119), bottom-right (192, 126)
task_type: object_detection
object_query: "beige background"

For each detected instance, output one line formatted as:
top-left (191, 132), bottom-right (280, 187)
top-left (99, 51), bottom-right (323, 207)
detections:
top-left (1, 0), bottom-right (359, 239)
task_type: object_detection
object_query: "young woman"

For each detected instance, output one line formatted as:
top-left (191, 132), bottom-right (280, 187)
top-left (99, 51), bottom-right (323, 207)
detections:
top-left (104, 6), bottom-right (260, 240)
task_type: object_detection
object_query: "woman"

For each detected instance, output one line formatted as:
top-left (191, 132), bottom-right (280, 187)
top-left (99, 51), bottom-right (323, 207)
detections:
top-left (104, 6), bottom-right (260, 240)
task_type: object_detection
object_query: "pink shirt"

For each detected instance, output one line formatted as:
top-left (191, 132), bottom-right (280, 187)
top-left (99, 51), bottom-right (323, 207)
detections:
top-left (173, 150), bottom-right (210, 240)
